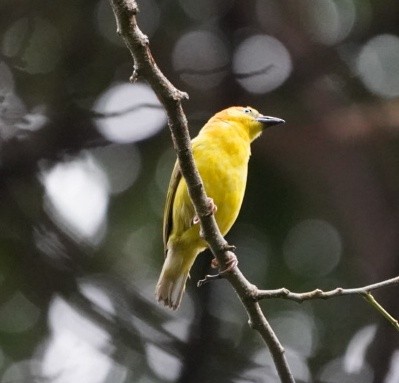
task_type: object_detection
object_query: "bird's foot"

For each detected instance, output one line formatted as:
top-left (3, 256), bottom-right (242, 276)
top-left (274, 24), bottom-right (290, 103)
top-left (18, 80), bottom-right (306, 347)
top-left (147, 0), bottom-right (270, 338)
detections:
top-left (205, 197), bottom-right (217, 216)
top-left (197, 273), bottom-right (222, 287)
top-left (198, 246), bottom-right (237, 287)
top-left (211, 246), bottom-right (238, 274)
top-left (192, 197), bottom-right (217, 225)
top-left (198, 252), bottom-right (238, 287)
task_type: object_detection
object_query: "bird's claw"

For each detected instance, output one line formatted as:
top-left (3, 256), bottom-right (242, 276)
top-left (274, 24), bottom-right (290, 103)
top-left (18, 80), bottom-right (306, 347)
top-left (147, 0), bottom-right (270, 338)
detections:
top-left (211, 251), bottom-right (238, 274)
top-left (205, 197), bottom-right (217, 216)
top-left (224, 244), bottom-right (236, 252)
top-left (198, 252), bottom-right (238, 287)
top-left (197, 273), bottom-right (222, 287)
top-left (192, 197), bottom-right (217, 227)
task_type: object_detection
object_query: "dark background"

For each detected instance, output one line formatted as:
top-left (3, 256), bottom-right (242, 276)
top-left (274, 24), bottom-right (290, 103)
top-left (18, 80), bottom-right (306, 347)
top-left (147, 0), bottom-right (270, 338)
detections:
top-left (0, 0), bottom-right (398, 382)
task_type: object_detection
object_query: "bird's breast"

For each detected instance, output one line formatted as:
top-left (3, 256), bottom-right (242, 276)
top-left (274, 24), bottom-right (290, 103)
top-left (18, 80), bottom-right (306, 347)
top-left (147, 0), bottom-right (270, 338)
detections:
top-left (195, 139), bottom-right (249, 235)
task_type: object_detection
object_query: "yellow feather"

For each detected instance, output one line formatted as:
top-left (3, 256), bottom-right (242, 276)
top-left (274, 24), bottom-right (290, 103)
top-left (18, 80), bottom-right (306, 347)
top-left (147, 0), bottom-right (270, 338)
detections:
top-left (156, 106), bottom-right (285, 309)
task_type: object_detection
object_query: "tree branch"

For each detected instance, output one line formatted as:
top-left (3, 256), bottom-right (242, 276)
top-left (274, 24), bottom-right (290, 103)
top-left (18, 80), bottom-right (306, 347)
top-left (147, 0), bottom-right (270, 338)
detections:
top-left (363, 293), bottom-right (399, 332)
top-left (108, 1), bottom-right (295, 382)
top-left (254, 275), bottom-right (399, 302)
top-left (253, 275), bottom-right (399, 331)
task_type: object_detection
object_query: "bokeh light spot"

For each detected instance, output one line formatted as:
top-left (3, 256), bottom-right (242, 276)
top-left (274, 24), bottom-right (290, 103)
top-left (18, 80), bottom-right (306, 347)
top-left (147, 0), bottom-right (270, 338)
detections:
top-left (1, 360), bottom-right (42, 383)
top-left (385, 350), bottom-right (399, 383)
top-left (356, 34), bottom-right (399, 98)
top-left (344, 325), bottom-right (376, 374)
top-left (163, 318), bottom-right (191, 342)
top-left (146, 344), bottom-right (182, 382)
top-left (41, 154), bottom-right (109, 244)
top-left (285, 350), bottom-right (312, 383)
top-left (233, 223), bottom-right (271, 281)
top-left (0, 292), bottom-right (40, 333)
top-left (251, 347), bottom-right (310, 382)
top-left (14, 106), bottom-right (48, 132)
top-left (79, 280), bottom-right (116, 317)
top-left (318, 357), bottom-right (373, 383)
top-left (1, 17), bottom-right (61, 74)
top-left (233, 34), bottom-right (292, 94)
top-left (94, 82), bottom-right (167, 143)
top-left (46, 289), bottom-right (112, 350)
top-left (283, 219), bottom-right (342, 277)
top-left (271, 311), bottom-right (316, 358)
top-left (0, 61), bottom-right (47, 137)
top-left (304, 0), bottom-right (356, 45)
top-left (40, 329), bottom-right (127, 383)
top-left (91, 144), bottom-right (141, 195)
top-left (172, 30), bottom-right (229, 90)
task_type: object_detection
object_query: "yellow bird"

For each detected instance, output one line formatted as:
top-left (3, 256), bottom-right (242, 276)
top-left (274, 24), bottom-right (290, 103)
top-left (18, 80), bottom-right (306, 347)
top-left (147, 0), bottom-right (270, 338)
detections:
top-left (156, 106), bottom-right (285, 310)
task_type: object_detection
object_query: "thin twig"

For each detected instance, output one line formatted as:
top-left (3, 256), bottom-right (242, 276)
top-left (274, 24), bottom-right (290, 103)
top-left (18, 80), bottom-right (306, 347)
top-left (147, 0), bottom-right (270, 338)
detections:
top-left (253, 275), bottom-right (399, 331)
top-left (363, 293), bottom-right (399, 331)
top-left (254, 275), bottom-right (399, 302)
top-left (108, 1), bottom-right (295, 382)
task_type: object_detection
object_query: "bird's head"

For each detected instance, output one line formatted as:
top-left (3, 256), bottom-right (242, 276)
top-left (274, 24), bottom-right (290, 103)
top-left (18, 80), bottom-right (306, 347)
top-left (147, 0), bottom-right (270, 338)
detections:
top-left (212, 106), bottom-right (285, 142)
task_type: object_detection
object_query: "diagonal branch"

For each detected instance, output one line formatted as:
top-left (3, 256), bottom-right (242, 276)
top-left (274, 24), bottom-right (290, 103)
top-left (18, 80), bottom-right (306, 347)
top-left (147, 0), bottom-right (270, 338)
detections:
top-left (108, 1), bottom-right (295, 382)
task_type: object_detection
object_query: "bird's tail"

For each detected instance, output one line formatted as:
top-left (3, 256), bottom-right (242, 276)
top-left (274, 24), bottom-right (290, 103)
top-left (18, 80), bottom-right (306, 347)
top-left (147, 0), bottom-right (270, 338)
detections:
top-left (155, 247), bottom-right (197, 310)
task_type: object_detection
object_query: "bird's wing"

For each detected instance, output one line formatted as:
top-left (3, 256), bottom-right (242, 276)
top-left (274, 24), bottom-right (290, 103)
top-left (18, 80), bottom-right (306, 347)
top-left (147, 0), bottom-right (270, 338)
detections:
top-left (163, 160), bottom-right (182, 255)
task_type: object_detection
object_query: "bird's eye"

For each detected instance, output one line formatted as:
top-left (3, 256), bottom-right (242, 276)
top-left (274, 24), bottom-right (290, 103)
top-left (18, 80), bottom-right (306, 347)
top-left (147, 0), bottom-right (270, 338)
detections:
top-left (243, 108), bottom-right (252, 114)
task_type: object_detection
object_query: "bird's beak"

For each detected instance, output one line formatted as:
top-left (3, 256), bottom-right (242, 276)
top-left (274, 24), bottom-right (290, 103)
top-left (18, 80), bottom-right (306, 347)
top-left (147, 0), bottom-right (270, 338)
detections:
top-left (256, 115), bottom-right (285, 127)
